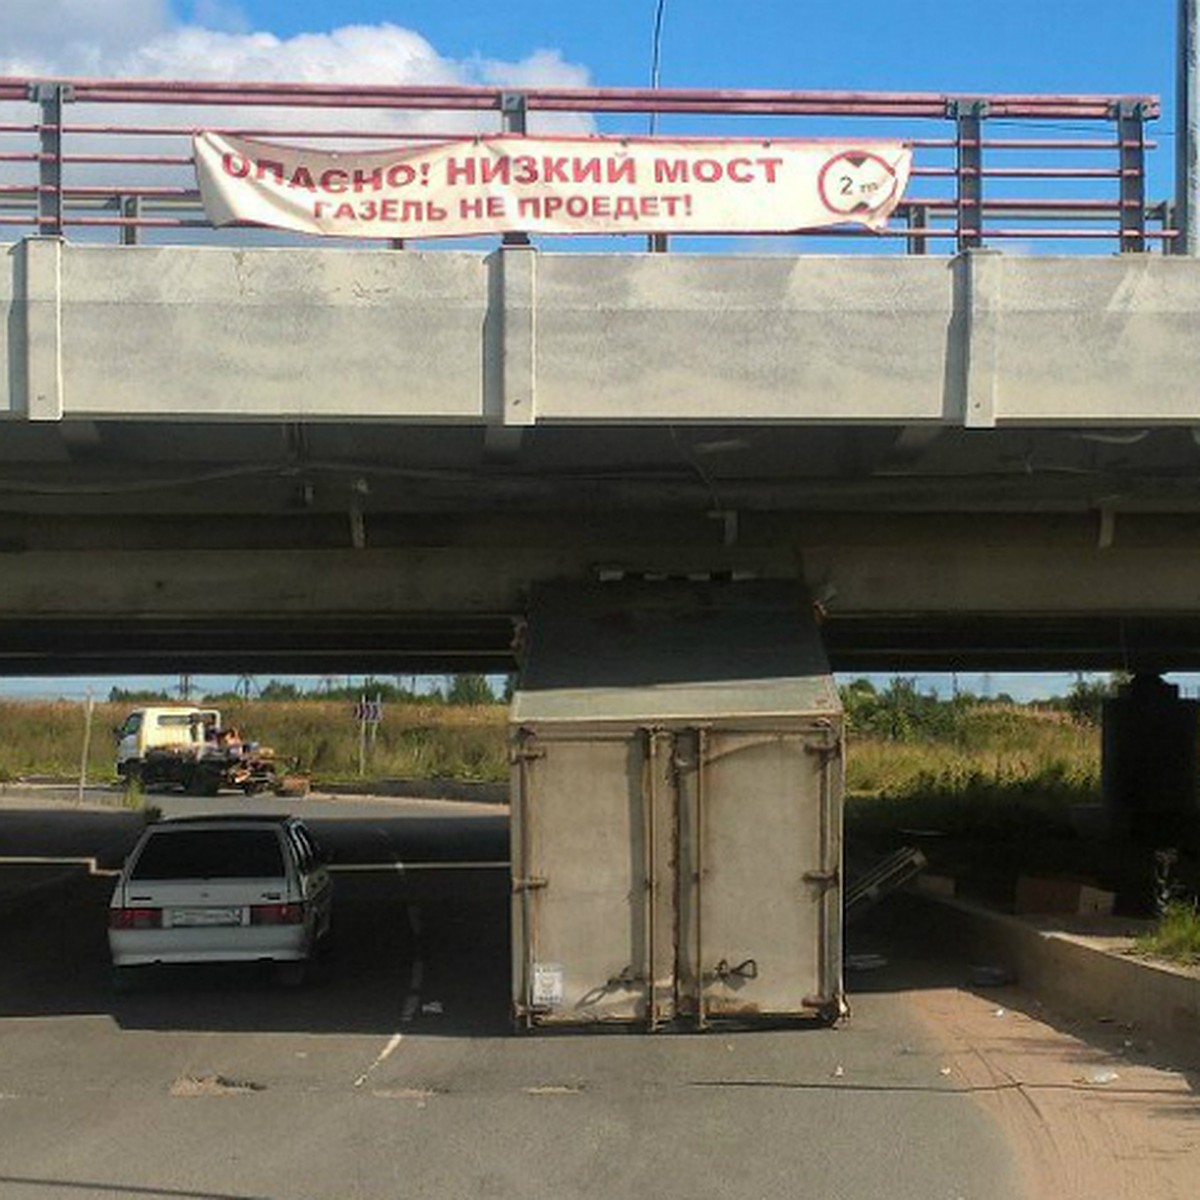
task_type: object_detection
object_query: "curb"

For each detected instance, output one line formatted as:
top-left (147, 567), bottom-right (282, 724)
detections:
top-left (926, 894), bottom-right (1200, 1046)
top-left (319, 778), bottom-right (509, 805)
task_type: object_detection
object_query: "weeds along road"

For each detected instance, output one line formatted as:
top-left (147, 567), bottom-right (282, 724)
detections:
top-left (0, 790), bottom-right (1112, 1200)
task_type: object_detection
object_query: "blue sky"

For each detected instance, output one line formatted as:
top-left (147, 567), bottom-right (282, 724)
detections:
top-left (218, 2), bottom-right (1173, 97)
top-left (5, 3), bottom-right (1183, 104)
top-left (0, 3), bottom-right (1191, 702)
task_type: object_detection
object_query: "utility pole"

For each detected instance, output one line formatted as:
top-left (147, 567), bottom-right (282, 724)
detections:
top-left (1178, 0), bottom-right (1199, 253)
top-left (647, 0), bottom-right (668, 254)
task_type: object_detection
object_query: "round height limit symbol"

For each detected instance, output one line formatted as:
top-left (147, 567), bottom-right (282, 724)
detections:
top-left (818, 151), bottom-right (901, 218)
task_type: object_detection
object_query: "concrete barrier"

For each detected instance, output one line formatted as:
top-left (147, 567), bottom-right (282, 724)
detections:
top-left (930, 895), bottom-right (1200, 1045)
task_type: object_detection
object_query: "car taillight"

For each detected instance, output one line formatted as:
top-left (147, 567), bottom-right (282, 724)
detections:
top-left (109, 907), bottom-right (162, 930)
top-left (250, 902), bottom-right (304, 925)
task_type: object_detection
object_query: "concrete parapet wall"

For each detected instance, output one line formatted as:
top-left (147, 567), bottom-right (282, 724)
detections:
top-left (5, 241), bottom-right (1200, 426)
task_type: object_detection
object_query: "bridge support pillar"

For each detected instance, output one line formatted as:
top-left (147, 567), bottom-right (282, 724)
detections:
top-left (1102, 673), bottom-right (1200, 847)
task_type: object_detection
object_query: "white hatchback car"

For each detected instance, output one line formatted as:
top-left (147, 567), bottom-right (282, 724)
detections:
top-left (108, 815), bottom-right (333, 986)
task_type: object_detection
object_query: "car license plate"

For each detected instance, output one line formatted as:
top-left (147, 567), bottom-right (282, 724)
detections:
top-left (170, 907), bottom-right (243, 927)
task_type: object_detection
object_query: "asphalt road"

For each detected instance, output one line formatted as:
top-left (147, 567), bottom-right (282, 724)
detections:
top-left (0, 792), bottom-right (1023, 1200)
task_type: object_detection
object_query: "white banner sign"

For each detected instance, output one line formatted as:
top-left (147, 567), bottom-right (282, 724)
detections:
top-left (193, 132), bottom-right (912, 239)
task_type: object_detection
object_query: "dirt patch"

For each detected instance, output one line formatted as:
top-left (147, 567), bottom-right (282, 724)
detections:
top-left (908, 986), bottom-right (1200, 1200)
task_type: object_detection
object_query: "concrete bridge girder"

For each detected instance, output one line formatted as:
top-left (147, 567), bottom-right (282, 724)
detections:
top-left (1, 511), bottom-right (1199, 617)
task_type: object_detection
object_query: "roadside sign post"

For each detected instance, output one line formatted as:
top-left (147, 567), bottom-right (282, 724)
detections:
top-left (77, 690), bottom-right (94, 805)
top-left (353, 694), bottom-right (383, 777)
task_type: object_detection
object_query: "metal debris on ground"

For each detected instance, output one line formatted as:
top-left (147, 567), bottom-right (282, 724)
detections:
top-left (993, 1008), bottom-right (1007, 1018)
top-left (831, 1065), bottom-right (845, 1078)
top-left (845, 847), bottom-right (928, 921)
top-left (844, 952), bottom-right (888, 972)
top-left (1082, 1068), bottom-right (1121, 1085)
top-left (970, 965), bottom-right (1016, 988)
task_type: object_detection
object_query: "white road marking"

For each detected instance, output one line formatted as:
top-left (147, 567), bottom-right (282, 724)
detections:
top-left (0, 855), bottom-right (119, 877)
top-left (403, 861), bottom-right (509, 871)
top-left (353, 1032), bottom-right (404, 1089)
top-left (328, 862), bottom-right (406, 875)
top-left (329, 861), bottom-right (508, 874)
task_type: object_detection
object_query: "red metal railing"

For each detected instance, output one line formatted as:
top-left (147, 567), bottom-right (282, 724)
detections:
top-left (0, 78), bottom-right (1170, 252)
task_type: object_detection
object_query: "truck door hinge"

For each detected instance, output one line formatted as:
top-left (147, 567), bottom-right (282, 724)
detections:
top-left (509, 746), bottom-right (545, 764)
top-left (803, 868), bottom-right (840, 890)
top-left (512, 876), bottom-right (548, 893)
top-left (805, 739), bottom-right (841, 761)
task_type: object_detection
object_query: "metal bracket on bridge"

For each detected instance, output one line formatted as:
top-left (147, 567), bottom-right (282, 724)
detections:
top-left (18, 236), bottom-right (65, 422)
top-left (485, 93), bottom-right (536, 455)
top-left (956, 249), bottom-right (1004, 429)
top-left (483, 237), bottom-right (538, 457)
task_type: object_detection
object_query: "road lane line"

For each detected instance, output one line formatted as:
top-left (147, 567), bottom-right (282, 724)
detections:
top-left (353, 1032), bottom-right (404, 1089)
top-left (328, 861), bottom-right (508, 873)
top-left (403, 861), bottom-right (509, 871)
top-left (0, 855), bottom-right (120, 877)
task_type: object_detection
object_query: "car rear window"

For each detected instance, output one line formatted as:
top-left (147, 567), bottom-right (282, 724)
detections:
top-left (130, 828), bottom-right (286, 880)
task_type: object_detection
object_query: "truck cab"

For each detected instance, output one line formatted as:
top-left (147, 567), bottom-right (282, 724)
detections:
top-left (116, 707), bottom-right (220, 780)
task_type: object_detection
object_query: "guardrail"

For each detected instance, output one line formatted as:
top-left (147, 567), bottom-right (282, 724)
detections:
top-left (0, 79), bottom-right (1170, 252)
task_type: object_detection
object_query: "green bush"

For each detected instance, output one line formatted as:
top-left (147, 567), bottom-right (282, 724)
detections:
top-left (1135, 900), bottom-right (1200, 965)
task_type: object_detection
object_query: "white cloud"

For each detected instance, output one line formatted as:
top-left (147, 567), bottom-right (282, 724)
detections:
top-left (1, 1), bottom-right (172, 72)
top-left (0, 3), bottom-right (590, 95)
top-left (0, 3), bottom-right (594, 242)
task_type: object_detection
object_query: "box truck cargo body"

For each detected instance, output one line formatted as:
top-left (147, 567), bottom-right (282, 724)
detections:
top-left (510, 585), bottom-right (845, 1030)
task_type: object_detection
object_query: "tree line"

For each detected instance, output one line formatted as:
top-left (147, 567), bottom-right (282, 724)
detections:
top-left (108, 674), bottom-right (510, 707)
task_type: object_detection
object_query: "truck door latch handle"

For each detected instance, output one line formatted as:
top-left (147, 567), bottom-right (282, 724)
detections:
top-left (714, 957), bottom-right (758, 982)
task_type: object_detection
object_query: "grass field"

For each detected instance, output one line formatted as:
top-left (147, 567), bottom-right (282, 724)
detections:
top-left (0, 699), bottom-right (510, 784)
top-left (0, 696), bottom-right (1101, 795)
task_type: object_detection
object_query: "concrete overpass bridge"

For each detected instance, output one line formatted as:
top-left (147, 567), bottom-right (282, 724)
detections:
top-left (1, 74), bottom-right (1199, 1025)
top-left (0, 77), bottom-right (1197, 684)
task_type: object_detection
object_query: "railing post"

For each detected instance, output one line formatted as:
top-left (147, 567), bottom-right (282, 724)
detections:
top-left (119, 195), bottom-right (140, 247)
top-left (29, 81), bottom-right (73, 238)
top-left (904, 203), bottom-right (929, 257)
top-left (1177, 0), bottom-right (1199, 253)
top-left (949, 98), bottom-right (987, 253)
top-left (501, 91), bottom-right (530, 248)
top-left (1117, 100), bottom-right (1148, 253)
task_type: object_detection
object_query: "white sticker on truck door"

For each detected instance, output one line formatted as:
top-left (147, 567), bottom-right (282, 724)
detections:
top-left (531, 962), bottom-right (565, 1008)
